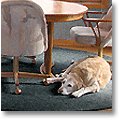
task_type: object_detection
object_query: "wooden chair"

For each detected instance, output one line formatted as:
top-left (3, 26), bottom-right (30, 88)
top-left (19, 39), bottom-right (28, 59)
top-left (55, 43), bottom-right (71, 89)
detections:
top-left (70, 6), bottom-right (112, 58)
top-left (1, 0), bottom-right (50, 94)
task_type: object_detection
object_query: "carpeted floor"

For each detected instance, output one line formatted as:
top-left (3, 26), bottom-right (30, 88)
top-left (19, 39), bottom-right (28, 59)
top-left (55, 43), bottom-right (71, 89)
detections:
top-left (1, 47), bottom-right (112, 111)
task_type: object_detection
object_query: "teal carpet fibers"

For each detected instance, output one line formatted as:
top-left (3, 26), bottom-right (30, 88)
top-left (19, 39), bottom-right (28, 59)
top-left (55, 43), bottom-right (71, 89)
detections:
top-left (1, 48), bottom-right (112, 111)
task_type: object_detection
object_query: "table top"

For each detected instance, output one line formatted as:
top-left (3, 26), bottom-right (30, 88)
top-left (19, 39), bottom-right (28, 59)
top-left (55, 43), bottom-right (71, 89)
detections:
top-left (1, 0), bottom-right (88, 22)
top-left (32, 0), bottom-right (88, 22)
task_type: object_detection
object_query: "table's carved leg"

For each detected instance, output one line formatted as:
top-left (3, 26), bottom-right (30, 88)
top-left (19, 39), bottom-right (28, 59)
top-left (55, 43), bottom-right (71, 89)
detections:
top-left (13, 56), bottom-right (22, 94)
top-left (44, 22), bottom-right (54, 77)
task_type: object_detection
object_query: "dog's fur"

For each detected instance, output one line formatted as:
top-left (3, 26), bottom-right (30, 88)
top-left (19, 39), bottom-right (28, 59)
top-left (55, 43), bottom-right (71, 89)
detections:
top-left (43, 56), bottom-right (112, 97)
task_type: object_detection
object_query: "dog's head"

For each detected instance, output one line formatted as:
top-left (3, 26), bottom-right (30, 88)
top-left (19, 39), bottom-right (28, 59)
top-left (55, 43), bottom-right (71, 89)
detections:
top-left (57, 74), bottom-right (80, 95)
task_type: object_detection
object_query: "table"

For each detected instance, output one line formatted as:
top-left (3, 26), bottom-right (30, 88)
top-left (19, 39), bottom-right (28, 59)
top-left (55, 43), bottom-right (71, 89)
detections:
top-left (1, 0), bottom-right (88, 94)
top-left (1, 0), bottom-right (88, 76)
top-left (31, 0), bottom-right (88, 76)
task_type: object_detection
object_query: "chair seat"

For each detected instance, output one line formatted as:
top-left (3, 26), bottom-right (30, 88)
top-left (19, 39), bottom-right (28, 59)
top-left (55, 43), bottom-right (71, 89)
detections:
top-left (70, 26), bottom-right (110, 45)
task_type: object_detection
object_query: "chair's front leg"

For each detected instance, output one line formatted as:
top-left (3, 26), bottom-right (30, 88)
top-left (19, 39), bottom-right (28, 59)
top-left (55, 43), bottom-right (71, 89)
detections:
top-left (98, 47), bottom-right (103, 57)
top-left (13, 56), bottom-right (21, 94)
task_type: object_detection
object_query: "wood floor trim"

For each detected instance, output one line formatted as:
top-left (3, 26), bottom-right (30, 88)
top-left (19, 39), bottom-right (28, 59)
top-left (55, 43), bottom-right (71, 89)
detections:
top-left (53, 39), bottom-right (112, 57)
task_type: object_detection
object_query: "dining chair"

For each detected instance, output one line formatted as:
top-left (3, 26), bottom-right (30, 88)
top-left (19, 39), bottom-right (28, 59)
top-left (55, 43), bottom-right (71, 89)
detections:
top-left (70, 6), bottom-right (112, 58)
top-left (1, 0), bottom-right (49, 94)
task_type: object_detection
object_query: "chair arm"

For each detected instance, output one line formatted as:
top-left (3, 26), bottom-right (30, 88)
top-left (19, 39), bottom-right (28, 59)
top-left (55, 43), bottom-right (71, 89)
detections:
top-left (83, 18), bottom-right (112, 23)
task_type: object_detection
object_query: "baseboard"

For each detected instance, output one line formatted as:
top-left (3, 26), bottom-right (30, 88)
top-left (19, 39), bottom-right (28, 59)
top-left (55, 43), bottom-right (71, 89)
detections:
top-left (53, 39), bottom-right (112, 56)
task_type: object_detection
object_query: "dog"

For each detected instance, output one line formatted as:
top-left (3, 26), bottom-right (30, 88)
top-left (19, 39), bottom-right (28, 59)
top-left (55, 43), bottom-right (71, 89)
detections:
top-left (43, 56), bottom-right (112, 98)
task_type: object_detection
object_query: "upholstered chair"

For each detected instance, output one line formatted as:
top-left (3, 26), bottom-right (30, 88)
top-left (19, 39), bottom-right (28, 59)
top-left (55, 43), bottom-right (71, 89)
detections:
top-left (70, 6), bottom-right (112, 58)
top-left (1, 0), bottom-right (49, 94)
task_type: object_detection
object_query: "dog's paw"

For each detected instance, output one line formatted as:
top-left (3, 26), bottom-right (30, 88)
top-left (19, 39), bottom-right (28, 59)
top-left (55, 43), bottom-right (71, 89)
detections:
top-left (43, 79), bottom-right (49, 85)
top-left (72, 91), bottom-right (81, 98)
top-left (72, 92), bottom-right (79, 98)
top-left (56, 73), bottom-right (64, 77)
top-left (43, 78), bottom-right (53, 85)
top-left (72, 88), bottom-right (84, 98)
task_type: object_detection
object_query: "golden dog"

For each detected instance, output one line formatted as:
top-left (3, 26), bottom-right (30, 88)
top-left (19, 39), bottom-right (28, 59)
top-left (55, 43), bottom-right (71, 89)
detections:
top-left (43, 56), bottom-right (112, 97)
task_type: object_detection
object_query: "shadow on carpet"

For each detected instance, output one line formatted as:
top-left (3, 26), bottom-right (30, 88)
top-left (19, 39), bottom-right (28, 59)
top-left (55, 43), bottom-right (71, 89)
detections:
top-left (1, 47), bottom-right (112, 111)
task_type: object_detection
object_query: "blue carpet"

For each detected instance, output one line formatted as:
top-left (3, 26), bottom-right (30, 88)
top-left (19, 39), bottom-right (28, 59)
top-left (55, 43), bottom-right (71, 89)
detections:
top-left (1, 47), bottom-right (112, 111)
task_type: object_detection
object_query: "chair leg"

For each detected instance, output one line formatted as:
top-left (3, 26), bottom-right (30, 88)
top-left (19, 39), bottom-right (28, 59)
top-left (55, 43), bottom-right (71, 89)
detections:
top-left (13, 56), bottom-right (22, 94)
top-left (98, 47), bottom-right (103, 57)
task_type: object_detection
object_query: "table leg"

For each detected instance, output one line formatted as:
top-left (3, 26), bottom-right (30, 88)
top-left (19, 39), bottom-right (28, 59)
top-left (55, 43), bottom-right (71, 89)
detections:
top-left (44, 22), bottom-right (54, 76)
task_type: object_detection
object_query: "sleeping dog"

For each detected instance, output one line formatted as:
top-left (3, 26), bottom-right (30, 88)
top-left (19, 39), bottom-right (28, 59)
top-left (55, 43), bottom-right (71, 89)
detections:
top-left (43, 56), bottom-right (112, 98)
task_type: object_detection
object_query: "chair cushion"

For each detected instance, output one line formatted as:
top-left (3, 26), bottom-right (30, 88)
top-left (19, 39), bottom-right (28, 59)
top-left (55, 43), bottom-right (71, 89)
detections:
top-left (70, 26), bottom-right (109, 45)
top-left (70, 26), bottom-right (96, 44)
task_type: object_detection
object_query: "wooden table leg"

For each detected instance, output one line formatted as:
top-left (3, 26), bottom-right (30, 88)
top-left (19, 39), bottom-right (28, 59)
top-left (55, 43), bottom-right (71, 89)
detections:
top-left (44, 22), bottom-right (54, 76)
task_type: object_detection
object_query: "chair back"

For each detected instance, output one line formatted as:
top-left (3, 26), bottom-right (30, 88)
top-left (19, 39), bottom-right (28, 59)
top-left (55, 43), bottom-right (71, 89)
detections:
top-left (99, 6), bottom-right (112, 47)
top-left (99, 6), bottom-right (112, 32)
top-left (1, 0), bottom-right (48, 56)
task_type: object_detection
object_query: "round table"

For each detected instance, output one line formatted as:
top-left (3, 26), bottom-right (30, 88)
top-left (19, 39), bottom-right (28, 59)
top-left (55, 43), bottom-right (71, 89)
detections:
top-left (31, 0), bottom-right (88, 75)
top-left (1, 0), bottom-right (88, 76)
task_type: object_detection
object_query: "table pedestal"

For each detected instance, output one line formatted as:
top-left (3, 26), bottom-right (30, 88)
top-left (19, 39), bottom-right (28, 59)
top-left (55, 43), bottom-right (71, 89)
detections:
top-left (44, 22), bottom-right (54, 76)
